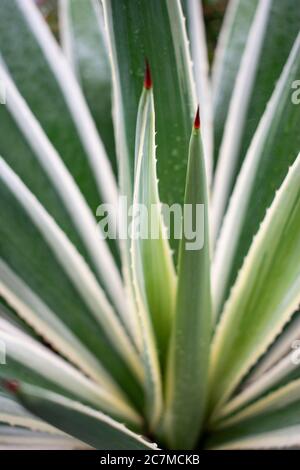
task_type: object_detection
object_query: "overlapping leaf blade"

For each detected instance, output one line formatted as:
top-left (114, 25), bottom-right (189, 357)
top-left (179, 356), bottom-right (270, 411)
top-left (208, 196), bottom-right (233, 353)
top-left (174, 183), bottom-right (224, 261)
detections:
top-left (212, 0), bottom-right (259, 168)
top-left (0, 160), bottom-right (143, 406)
top-left (132, 81), bottom-right (176, 368)
top-left (58, 0), bottom-right (117, 175)
top-left (12, 384), bottom-right (158, 450)
top-left (0, 0), bottom-right (117, 212)
top-left (213, 32), bottom-right (300, 316)
top-left (0, 391), bottom-right (57, 434)
top-left (206, 380), bottom-right (300, 449)
top-left (181, 0), bottom-right (213, 183)
top-left (212, 0), bottom-right (300, 239)
top-left (0, 425), bottom-right (87, 450)
top-left (0, 321), bottom-right (141, 427)
top-left (0, 8), bottom-right (125, 322)
top-left (103, 0), bottom-right (196, 255)
top-left (210, 152), bottom-right (300, 410)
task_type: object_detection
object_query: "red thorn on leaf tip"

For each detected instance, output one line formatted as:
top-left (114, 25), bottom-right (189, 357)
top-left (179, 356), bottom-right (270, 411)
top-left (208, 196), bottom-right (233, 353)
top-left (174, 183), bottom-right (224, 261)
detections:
top-left (194, 106), bottom-right (200, 129)
top-left (3, 379), bottom-right (20, 394)
top-left (144, 59), bottom-right (152, 89)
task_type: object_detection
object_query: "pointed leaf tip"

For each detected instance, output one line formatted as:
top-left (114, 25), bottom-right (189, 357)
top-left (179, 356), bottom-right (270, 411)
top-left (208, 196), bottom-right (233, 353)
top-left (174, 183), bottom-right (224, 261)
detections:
top-left (144, 59), bottom-right (152, 89)
top-left (194, 106), bottom-right (200, 129)
top-left (2, 379), bottom-right (20, 394)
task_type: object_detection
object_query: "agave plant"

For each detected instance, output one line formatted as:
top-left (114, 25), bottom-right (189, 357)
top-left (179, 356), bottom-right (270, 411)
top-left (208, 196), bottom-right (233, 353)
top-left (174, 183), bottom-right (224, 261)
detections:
top-left (0, 0), bottom-right (299, 450)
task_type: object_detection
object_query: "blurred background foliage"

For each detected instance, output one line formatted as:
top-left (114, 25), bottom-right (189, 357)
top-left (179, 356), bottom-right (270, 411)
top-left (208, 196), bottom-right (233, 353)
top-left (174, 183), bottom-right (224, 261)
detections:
top-left (36, 0), bottom-right (228, 64)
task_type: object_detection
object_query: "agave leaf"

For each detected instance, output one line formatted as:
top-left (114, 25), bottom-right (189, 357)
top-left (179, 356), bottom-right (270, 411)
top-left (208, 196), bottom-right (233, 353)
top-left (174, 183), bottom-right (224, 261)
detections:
top-left (132, 77), bottom-right (176, 368)
top-left (208, 423), bottom-right (300, 450)
top-left (212, 0), bottom-right (271, 239)
top-left (58, 0), bottom-right (117, 176)
top-left (0, 323), bottom-right (142, 427)
top-left (180, 0), bottom-right (213, 184)
top-left (0, 262), bottom-right (120, 386)
top-left (206, 381), bottom-right (300, 449)
top-left (11, 384), bottom-right (158, 450)
top-left (103, 0), bottom-right (196, 255)
top-left (213, 351), bottom-right (300, 423)
top-left (0, 74), bottom-right (90, 265)
top-left (215, 377), bottom-right (300, 430)
top-left (0, 391), bottom-right (58, 435)
top-left (248, 310), bottom-right (300, 382)
top-left (0, 60), bottom-right (130, 331)
top-left (130, 81), bottom-right (171, 428)
top-left (212, 0), bottom-right (259, 168)
top-left (164, 113), bottom-right (212, 450)
top-left (0, 0), bottom-right (117, 216)
top-left (212, 0), bottom-right (300, 240)
top-left (210, 152), bottom-right (300, 410)
top-left (0, 425), bottom-right (88, 450)
top-left (0, 160), bottom-right (143, 403)
top-left (0, 296), bottom-right (38, 338)
top-left (213, 32), bottom-right (300, 316)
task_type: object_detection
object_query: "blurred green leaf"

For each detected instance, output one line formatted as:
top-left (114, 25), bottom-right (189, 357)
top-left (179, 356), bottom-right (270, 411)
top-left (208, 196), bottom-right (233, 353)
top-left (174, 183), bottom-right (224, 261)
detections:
top-left (212, 0), bottom-right (300, 239)
top-left (213, 32), bottom-right (300, 316)
top-left (212, 0), bottom-right (258, 168)
top-left (14, 383), bottom-right (158, 450)
top-left (0, 425), bottom-right (86, 449)
top-left (0, 323), bottom-right (142, 427)
top-left (206, 380), bottom-right (300, 449)
top-left (0, 159), bottom-right (143, 406)
top-left (210, 152), bottom-right (300, 410)
top-left (58, 0), bottom-right (117, 176)
top-left (0, 391), bottom-right (57, 434)
top-left (0, 0), bottom-right (117, 212)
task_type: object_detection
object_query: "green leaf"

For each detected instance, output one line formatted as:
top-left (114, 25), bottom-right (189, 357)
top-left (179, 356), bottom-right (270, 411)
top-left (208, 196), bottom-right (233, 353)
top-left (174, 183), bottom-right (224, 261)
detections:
top-left (214, 370), bottom-right (300, 428)
top-left (0, 159), bottom-right (143, 405)
top-left (213, 350), bottom-right (300, 424)
top-left (0, 28), bottom-right (127, 328)
top-left (212, 0), bottom-right (259, 168)
top-left (248, 310), bottom-right (300, 382)
top-left (0, 321), bottom-right (142, 427)
top-left (181, 0), bottom-right (213, 183)
top-left (132, 81), bottom-right (176, 368)
top-left (0, 296), bottom-right (38, 338)
top-left (0, 0), bottom-right (117, 212)
top-left (130, 86), bottom-right (165, 429)
top-left (206, 380), bottom-right (300, 449)
top-left (213, 32), bottom-right (300, 316)
top-left (103, 0), bottom-right (196, 255)
top-left (164, 116), bottom-right (212, 450)
top-left (0, 391), bottom-right (57, 434)
top-left (58, 0), bottom-right (117, 176)
top-left (210, 152), bottom-right (300, 411)
top-left (0, 261), bottom-right (121, 385)
top-left (212, 0), bottom-right (300, 240)
top-left (0, 425), bottom-right (87, 450)
top-left (13, 383), bottom-right (158, 450)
